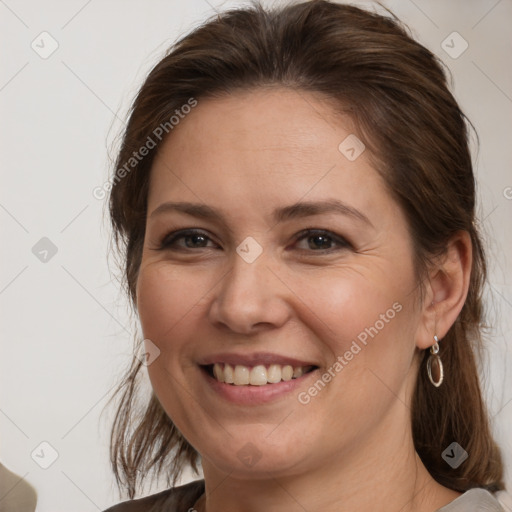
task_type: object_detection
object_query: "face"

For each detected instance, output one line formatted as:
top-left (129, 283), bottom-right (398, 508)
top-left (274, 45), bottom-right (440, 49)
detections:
top-left (136, 88), bottom-right (425, 480)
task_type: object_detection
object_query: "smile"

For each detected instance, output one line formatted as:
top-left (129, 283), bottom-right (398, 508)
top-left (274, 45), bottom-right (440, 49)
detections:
top-left (205, 363), bottom-right (317, 386)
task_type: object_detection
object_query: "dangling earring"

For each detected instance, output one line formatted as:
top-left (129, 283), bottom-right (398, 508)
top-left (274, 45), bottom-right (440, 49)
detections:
top-left (426, 335), bottom-right (444, 387)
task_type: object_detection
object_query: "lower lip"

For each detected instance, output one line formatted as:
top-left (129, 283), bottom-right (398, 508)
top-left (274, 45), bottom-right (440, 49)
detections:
top-left (200, 366), bottom-right (319, 405)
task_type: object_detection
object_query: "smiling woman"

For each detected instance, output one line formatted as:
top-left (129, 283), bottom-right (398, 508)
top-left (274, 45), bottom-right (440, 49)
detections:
top-left (103, 1), bottom-right (506, 511)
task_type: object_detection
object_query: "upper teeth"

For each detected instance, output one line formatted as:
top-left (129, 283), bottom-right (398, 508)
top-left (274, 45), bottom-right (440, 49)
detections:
top-left (212, 363), bottom-right (310, 386)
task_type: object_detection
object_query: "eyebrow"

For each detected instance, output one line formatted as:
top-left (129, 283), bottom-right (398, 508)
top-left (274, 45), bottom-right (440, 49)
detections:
top-left (149, 199), bottom-right (373, 228)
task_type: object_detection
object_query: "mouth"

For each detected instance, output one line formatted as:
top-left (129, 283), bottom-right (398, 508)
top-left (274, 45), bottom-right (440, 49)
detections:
top-left (202, 363), bottom-right (318, 386)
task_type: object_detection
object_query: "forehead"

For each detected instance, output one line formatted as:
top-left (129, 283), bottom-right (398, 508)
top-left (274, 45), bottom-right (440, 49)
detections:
top-left (147, 87), bottom-right (391, 223)
top-left (155, 87), bottom-right (353, 164)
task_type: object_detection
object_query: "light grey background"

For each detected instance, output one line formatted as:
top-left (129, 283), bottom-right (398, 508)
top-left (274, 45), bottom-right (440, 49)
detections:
top-left (1, 0), bottom-right (511, 510)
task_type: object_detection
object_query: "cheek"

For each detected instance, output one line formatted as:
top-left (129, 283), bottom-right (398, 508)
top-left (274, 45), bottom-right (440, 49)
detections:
top-left (292, 276), bottom-right (416, 441)
top-left (286, 265), bottom-right (409, 352)
top-left (135, 265), bottom-right (206, 432)
top-left (136, 263), bottom-right (204, 343)
top-left (288, 264), bottom-right (418, 399)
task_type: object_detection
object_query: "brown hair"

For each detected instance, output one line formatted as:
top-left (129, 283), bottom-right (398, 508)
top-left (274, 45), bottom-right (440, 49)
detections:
top-left (106, 0), bottom-right (504, 499)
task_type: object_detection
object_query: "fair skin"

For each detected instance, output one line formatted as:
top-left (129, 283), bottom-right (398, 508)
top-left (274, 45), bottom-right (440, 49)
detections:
top-left (135, 87), bottom-right (472, 512)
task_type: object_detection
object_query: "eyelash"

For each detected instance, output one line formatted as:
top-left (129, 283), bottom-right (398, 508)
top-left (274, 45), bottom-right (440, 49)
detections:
top-left (157, 228), bottom-right (351, 253)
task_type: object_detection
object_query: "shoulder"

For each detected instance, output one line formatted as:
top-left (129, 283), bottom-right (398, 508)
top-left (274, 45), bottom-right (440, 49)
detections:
top-left (103, 479), bottom-right (205, 512)
top-left (437, 488), bottom-right (507, 511)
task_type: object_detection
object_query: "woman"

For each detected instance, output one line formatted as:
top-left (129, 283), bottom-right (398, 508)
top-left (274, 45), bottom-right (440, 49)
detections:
top-left (103, 1), bottom-right (506, 510)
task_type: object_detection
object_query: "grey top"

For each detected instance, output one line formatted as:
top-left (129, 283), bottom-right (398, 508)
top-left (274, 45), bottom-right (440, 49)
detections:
top-left (437, 488), bottom-right (504, 511)
top-left (103, 480), bottom-right (505, 511)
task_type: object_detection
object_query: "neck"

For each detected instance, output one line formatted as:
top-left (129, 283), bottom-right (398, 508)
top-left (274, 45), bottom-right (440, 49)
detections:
top-left (197, 400), bottom-right (460, 512)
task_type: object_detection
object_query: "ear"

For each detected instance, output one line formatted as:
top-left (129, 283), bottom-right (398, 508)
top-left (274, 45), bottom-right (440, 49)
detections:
top-left (415, 230), bottom-right (473, 350)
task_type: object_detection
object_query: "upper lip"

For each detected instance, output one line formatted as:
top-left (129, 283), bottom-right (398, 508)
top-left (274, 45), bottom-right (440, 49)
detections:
top-left (198, 352), bottom-right (318, 368)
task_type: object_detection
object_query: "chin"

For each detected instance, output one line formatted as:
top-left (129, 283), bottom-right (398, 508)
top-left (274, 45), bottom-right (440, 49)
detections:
top-left (198, 430), bottom-right (313, 479)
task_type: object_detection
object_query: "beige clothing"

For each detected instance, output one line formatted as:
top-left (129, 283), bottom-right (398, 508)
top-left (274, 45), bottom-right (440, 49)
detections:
top-left (0, 463), bottom-right (37, 512)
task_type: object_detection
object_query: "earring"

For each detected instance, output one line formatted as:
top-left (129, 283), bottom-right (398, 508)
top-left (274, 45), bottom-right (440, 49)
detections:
top-left (426, 335), bottom-right (444, 387)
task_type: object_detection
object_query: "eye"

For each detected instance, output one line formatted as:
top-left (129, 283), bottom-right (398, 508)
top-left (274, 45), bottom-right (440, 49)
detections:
top-left (157, 228), bottom-right (351, 253)
top-left (293, 229), bottom-right (351, 252)
top-left (159, 229), bottom-right (218, 250)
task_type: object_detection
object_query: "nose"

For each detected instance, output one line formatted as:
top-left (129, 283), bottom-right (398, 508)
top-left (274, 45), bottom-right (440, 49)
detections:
top-left (208, 250), bottom-right (292, 335)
